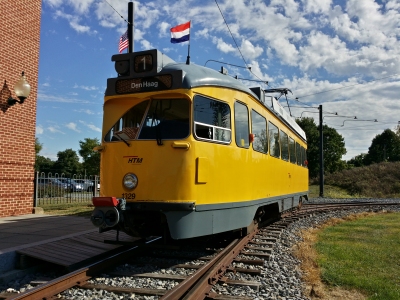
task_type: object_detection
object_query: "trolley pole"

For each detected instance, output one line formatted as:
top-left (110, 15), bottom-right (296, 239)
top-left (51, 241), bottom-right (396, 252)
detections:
top-left (128, 1), bottom-right (134, 53)
top-left (319, 104), bottom-right (324, 197)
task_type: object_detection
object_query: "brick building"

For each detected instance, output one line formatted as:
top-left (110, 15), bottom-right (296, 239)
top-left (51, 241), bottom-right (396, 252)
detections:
top-left (0, 1), bottom-right (42, 217)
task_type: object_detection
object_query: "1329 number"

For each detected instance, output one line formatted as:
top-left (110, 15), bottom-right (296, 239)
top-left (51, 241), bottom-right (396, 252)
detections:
top-left (122, 193), bottom-right (136, 200)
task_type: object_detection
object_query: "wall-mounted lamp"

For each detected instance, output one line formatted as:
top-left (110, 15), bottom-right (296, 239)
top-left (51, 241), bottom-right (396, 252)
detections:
top-left (7, 72), bottom-right (31, 106)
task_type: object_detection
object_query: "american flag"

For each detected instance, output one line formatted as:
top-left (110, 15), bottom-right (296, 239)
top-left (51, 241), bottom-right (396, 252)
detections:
top-left (118, 30), bottom-right (129, 53)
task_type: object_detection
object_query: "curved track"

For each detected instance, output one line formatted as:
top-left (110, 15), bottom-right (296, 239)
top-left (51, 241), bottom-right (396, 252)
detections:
top-left (5, 199), bottom-right (400, 300)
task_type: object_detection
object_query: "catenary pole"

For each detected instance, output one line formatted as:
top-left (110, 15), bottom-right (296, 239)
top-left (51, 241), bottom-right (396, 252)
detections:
top-left (319, 104), bottom-right (324, 197)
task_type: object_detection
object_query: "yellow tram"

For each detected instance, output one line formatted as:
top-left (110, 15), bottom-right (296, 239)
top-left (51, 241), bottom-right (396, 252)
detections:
top-left (91, 49), bottom-right (308, 239)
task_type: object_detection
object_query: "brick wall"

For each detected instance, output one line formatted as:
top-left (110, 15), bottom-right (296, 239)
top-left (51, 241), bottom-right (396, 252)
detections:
top-left (0, 0), bottom-right (41, 217)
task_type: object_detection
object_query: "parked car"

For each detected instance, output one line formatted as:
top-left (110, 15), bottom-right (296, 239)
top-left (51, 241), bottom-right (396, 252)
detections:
top-left (37, 178), bottom-right (67, 189)
top-left (37, 178), bottom-right (67, 197)
top-left (58, 178), bottom-right (84, 192)
top-left (74, 179), bottom-right (94, 192)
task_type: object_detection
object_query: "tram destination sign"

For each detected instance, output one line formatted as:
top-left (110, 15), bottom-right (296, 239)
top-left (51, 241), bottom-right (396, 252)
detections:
top-left (116, 74), bottom-right (173, 94)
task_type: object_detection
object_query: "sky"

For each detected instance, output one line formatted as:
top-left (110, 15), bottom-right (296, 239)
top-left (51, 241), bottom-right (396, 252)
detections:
top-left (37, 0), bottom-right (400, 161)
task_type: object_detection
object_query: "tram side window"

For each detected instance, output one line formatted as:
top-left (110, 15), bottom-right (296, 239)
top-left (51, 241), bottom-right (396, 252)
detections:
top-left (251, 110), bottom-right (268, 153)
top-left (289, 137), bottom-right (296, 164)
top-left (296, 142), bottom-right (301, 165)
top-left (268, 122), bottom-right (280, 158)
top-left (302, 147), bottom-right (308, 167)
top-left (234, 102), bottom-right (249, 148)
top-left (193, 95), bottom-right (231, 143)
top-left (280, 131), bottom-right (289, 161)
top-left (104, 100), bottom-right (149, 142)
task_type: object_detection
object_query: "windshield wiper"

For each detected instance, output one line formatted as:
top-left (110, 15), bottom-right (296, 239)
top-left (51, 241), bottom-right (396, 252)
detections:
top-left (115, 133), bottom-right (130, 147)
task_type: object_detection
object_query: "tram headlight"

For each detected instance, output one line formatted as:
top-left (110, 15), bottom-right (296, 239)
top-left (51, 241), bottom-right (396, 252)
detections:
top-left (123, 173), bottom-right (138, 190)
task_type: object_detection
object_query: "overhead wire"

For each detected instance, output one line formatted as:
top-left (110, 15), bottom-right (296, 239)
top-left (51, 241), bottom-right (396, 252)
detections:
top-left (294, 73), bottom-right (400, 100)
top-left (214, 0), bottom-right (269, 87)
top-left (103, 0), bottom-right (130, 25)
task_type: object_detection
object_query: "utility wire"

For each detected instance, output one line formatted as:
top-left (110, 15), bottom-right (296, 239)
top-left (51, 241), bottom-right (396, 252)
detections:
top-left (103, 0), bottom-right (130, 25)
top-left (214, 0), bottom-right (248, 68)
top-left (214, 0), bottom-right (269, 86)
top-left (294, 73), bottom-right (399, 99)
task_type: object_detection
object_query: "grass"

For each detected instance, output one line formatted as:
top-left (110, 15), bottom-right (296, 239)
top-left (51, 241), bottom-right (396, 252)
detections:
top-left (308, 184), bottom-right (358, 199)
top-left (294, 211), bottom-right (400, 300)
top-left (40, 202), bottom-right (93, 217)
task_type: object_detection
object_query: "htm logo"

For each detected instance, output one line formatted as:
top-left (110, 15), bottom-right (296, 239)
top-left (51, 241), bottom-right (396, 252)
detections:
top-left (123, 156), bottom-right (143, 164)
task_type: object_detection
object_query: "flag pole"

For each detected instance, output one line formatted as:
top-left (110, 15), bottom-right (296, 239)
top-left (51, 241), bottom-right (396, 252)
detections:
top-left (186, 21), bottom-right (191, 65)
top-left (128, 1), bottom-right (134, 53)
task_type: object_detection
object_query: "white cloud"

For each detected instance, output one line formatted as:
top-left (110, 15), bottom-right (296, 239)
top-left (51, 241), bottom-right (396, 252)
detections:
top-left (240, 40), bottom-right (263, 60)
top-left (158, 21), bottom-right (170, 37)
top-left (36, 125), bottom-right (44, 135)
top-left (70, 21), bottom-right (91, 33)
top-left (54, 10), bottom-right (91, 34)
top-left (212, 37), bottom-right (235, 53)
top-left (140, 40), bottom-right (154, 50)
top-left (43, 0), bottom-right (63, 8)
top-left (75, 109), bottom-right (95, 115)
top-left (38, 92), bottom-right (93, 104)
top-left (68, 0), bottom-right (95, 14)
top-left (79, 120), bottom-right (101, 132)
top-left (47, 125), bottom-right (65, 134)
top-left (303, 0), bottom-right (332, 14)
top-left (73, 84), bottom-right (98, 91)
top-left (65, 122), bottom-right (81, 132)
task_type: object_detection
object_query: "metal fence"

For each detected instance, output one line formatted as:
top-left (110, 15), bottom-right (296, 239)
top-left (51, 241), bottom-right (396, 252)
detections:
top-left (34, 172), bottom-right (100, 205)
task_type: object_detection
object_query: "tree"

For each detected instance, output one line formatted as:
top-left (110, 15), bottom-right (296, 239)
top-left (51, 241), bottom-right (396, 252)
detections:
top-left (34, 138), bottom-right (56, 173)
top-left (365, 129), bottom-right (400, 164)
top-left (296, 117), bottom-right (347, 178)
top-left (35, 138), bottom-right (42, 154)
top-left (395, 124), bottom-right (400, 137)
top-left (35, 155), bottom-right (55, 173)
top-left (79, 138), bottom-right (100, 176)
top-left (296, 118), bottom-right (319, 178)
top-left (53, 149), bottom-right (82, 175)
top-left (347, 153), bottom-right (367, 168)
top-left (322, 125), bottom-right (347, 173)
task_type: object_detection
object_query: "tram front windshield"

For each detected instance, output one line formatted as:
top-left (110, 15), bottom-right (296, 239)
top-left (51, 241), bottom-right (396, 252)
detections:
top-left (104, 98), bottom-right (190, 142)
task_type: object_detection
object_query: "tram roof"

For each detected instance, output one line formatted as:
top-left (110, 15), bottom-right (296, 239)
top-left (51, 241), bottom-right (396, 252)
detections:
top-left (162, 62), bottom-right (258, 97)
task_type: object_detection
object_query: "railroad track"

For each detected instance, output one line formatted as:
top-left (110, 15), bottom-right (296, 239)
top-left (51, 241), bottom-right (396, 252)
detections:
top-left (3, 200), bottom-right (400, 300)
top-left (302, 200), bottom-right (400, 212)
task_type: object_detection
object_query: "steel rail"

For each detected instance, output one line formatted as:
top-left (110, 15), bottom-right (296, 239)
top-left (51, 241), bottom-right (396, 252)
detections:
top-left (304, 201), bottom-right (400, 207)
top-left (182, 227), bottom-right (259, 300)
top-left (160, 238), bottom-right (240, 300)
top-left (10, 237), bottom-right (161, 300)
top-left (302, 201), bottom-right (400, 211)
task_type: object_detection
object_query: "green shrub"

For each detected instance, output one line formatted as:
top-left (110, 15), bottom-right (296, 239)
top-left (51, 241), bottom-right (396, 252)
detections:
top-left (325, 161), bottom-right (400, 198)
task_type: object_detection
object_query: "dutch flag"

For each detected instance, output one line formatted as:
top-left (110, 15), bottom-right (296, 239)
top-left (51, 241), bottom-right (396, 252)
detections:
top-left (170, 21), bottom-right (190, 44)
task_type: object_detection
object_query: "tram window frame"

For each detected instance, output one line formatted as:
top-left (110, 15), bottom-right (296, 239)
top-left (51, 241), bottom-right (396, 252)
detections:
top-left (289, 137), bottom-right (296, 164)
top-left (193, 95), bottom-right (231, 144)
top-left (234, 101), bottom-right (250, 148)
top-left (104, 100), bottom-right (150, 142)
top-left (280, 131), bottom-right (289, 161)
top-left (302, 146), bottom-right (308, 167)
top-left (251, 109), bottom-right (268, 154)
top-left (268, 122), bottom-right (280, 158)
top-left (296, 142), bottom-right (301, 165)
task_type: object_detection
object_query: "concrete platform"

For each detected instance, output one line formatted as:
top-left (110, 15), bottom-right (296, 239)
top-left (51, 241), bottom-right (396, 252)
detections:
top-left (0, 214), bottom-right (96, 273)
